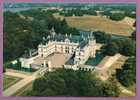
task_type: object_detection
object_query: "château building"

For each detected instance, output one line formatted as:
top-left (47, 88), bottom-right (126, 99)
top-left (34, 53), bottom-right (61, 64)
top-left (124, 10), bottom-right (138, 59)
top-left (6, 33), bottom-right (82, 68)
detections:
top-left (20, 28), bottom-right (101, 71)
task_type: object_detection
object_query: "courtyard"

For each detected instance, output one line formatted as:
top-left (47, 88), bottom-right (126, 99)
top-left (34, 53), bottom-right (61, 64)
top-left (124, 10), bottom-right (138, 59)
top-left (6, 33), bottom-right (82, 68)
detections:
top-left (32, 53), bottom-right (72, 69)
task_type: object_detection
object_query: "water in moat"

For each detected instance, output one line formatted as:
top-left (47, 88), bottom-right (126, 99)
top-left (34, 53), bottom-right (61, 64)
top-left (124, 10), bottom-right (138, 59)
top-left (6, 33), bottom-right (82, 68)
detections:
top-left (85, 52), bottom-right (105, 66)
top-left (66, 30), bottom-right (128, 66)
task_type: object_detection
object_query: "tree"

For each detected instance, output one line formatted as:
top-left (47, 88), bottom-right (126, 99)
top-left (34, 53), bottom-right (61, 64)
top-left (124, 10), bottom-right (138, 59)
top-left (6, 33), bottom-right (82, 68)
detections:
top-left (133, 21), bottom-right (136, 27)
top-left (102, 76), bottom-right (120, 96)
top-left (102, 42), bottom-right (119, 56)
top-left (113, 39), bottom-right (136, 56)
top-left (116, 57), bottom-right (136, 87)
top-left (131, 31), bottom-right (136, 40)
top-left (41, 88), bottom-right (56, 96)
top-left (4, 9), bottom-right (79, 63)
top-left (27, 68), bottom-right (119, 97)
top-left (33, 77), bottom-right (47, 92)
top-left (94, 31), bottom-right (111, 43)
top-left (109, 13), bottom-right (125, 21)
top-left (120, 39), bottom-right (136, 56)
top-left (3, 67), bottom-right (6, 73)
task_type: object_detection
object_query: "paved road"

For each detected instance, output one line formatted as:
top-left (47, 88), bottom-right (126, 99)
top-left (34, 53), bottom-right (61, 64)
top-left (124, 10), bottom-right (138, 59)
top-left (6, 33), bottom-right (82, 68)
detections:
top-left (3, 67), bottom-right (47, 96)
top-left (94, 54), bottom-right (122, 81)
top-left (117, 83), bottom-right (135, 96)
top-left (4, 72), bottom-right (30, 78)
top-left (94, 54), bottom-right (135, 96)
top-left (96, 54), bottom-right (122, 70)
top-left (4, 54), bottom-right (134, 96)
top-left (3, 75), bottom-right (36, 96)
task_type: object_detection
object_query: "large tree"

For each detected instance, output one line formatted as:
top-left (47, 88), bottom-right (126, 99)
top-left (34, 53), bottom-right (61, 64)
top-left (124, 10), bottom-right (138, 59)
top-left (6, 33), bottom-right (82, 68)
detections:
top-left (94, 31), bottom-right (111, 44)
top-left (102, 42), bottom-right (119, 56)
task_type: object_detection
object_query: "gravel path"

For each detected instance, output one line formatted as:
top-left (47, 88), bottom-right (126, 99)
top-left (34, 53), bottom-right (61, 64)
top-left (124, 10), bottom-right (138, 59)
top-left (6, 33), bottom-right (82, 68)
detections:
top-left (4, 72), bottom-right (30, 78)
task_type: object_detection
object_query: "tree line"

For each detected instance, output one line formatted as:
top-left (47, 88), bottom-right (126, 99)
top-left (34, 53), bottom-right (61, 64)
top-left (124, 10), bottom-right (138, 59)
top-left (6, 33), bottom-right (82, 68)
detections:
top-left (101, 10), bottom-right (136, 21)
top-left (116, 57), bottom-right (136, 87)
top-left (59, 9), bottom-right (97, 16)
top-left (93, 31), bottom-right (136, 57)
top-left (27, 68), bottom-right (120, 97)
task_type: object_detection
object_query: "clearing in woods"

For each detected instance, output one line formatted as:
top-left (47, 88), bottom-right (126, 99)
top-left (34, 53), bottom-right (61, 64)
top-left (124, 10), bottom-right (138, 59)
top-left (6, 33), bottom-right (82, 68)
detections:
top-left (53, 13), bottom-right (135, 36)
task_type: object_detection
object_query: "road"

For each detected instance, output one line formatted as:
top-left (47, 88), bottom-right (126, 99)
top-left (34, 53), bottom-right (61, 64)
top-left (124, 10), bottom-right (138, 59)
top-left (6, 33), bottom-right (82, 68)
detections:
top-left (94, 54), bottom-right (135, 96)
top-left (4, 54), bottom-right (135, 96)
top-left (3, 67), bottom-right (47, 96)
top-left (96, 54), bottom-right (122, 70)
top-left (4, 72), bottom-right (30, 78)
top-left (117, 82), bottom-right (135, 96)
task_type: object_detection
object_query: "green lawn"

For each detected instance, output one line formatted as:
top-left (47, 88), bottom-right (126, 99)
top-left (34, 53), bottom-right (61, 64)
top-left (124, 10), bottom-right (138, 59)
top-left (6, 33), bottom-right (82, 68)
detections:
top-left (3, 75), bottom-right (22, 90)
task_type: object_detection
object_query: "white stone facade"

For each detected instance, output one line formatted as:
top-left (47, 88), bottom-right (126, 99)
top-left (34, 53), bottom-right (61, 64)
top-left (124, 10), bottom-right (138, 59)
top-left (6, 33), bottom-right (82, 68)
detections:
top-left (19, 55), bottom-right (40, 68)
top-left (20, 28), bottom-right (100, 71)
top-left (74, 37), bottom-right (96, 65)
top-left (38, 39), bottom-right (79, 58)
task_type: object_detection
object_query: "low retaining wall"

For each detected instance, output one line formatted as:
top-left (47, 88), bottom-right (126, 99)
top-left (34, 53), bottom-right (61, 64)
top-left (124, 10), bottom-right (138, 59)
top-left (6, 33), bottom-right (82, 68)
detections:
top-left (95, 53), bottom-right (122, 70)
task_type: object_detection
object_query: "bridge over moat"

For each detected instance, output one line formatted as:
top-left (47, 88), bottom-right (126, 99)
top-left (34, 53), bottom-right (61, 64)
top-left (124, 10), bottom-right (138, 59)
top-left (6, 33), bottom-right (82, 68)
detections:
top-left (78, 65), bottom-right (95, 71)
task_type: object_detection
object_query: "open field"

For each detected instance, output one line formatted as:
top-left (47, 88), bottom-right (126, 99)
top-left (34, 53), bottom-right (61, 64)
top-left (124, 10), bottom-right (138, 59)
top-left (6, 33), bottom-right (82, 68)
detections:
top-left (3, 75), bottom-right (22, 90)
top-left (53, 13), bottom-right (135, 36)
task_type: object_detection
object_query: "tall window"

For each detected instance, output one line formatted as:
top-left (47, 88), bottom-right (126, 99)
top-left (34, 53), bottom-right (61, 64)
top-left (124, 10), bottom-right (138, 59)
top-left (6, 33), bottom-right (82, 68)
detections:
top-left (65, 46), bottom-right (69, 53)
top-left (72, 47), bottom-right (74, 53)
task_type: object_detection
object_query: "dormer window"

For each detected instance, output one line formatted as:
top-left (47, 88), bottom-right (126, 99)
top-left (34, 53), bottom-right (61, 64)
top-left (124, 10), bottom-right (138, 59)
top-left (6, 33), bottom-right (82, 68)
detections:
top-left (65, 38), bottom-right (70, 43)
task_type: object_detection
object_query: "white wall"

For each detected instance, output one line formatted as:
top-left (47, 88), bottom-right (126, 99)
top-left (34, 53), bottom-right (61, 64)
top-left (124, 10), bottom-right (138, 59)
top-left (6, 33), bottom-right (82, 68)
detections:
top-left (20, 55), bottom-right (40, 68)
top-left (38, 41), bottom-right (78, 57)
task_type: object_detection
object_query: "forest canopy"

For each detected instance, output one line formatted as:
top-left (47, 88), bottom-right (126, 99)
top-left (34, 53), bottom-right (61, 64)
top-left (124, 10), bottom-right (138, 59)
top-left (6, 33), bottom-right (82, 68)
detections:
top-left (27, 68), bottom-right (120, 97)
top-left (4, 9), bottom-right (79, 62)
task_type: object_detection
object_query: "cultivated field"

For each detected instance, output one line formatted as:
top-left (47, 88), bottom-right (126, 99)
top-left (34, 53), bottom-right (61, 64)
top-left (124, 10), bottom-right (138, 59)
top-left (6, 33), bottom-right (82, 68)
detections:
top-left (53, 13), bottom-right (135, 36)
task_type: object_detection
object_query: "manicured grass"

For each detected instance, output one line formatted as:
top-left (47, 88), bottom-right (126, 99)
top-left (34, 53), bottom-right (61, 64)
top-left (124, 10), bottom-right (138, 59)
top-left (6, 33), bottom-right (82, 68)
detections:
top-left (3, 75), bottom-right (22, 90)
top-left (53, 13), bottom-right (135, 36)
